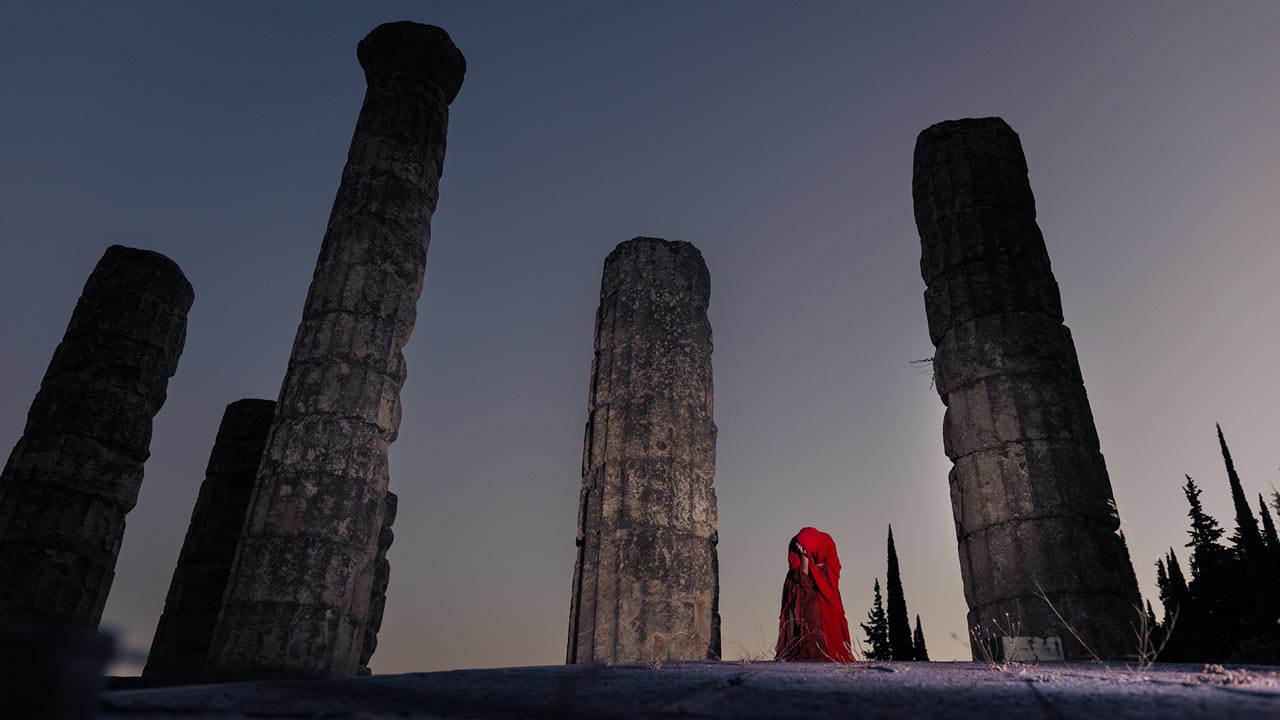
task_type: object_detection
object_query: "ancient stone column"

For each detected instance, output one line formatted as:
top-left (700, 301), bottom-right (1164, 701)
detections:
top-left (567, 237), bottom-right (720, 664)
top-left (206, 21), bottom-right (465, 678)
top-left (358, 491), bottom-right (396, 676)
top-left (913, 117), bottom-right (1140, 661)
top-left (0, 245), bottom-right (193, 624)
top-left (143, 399), bottom-right (274, 678)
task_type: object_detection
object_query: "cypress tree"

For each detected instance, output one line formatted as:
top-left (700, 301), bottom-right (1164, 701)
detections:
top-left (1216, 425), bottom-right (1265, 560)
top-left (1258, 493), bottom-right (1280, 652)
top-left (1155, 556), bottom-right (1170, 627)
top-left (1182, 473), bottom-right (1242, 661)
top-left (1270, 488), bottom-right (1280, 550)
top-left (1183, 475), bottom-right (1228, 576)
top-left (1155, 548), bottom-right (1191, 661)
top-left (1155, 549), bottom-right (1189, 650)
top-left (1144, 600), bottom-right (1160, 634)
top-left (1258, 494), bottom-right (1280, 554)
top-left (912, 615), bottom-right (930, 661)
top-left (859, 579), bottom-right (890, 660)
top-left (1215, 426), bottom-right (1277, 659)
top-left (1143, 599), bottom-right (1165, 653)
top-left (884, 526), bottom-right (914, 660)
top-left (1164, 549), bottom-right (1190, 610)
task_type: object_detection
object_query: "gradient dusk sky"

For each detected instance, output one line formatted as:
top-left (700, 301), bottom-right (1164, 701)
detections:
top-left (2, 2), bottom-right (1279, 673)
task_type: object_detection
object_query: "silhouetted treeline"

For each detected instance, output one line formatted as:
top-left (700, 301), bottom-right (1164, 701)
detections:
top-left (1151, 425), bottom-right (1280, 663)
top-left (861, 526), bottom-right (930, 661)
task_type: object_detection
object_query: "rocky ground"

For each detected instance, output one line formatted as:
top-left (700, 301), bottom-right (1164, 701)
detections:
top-left (99, 660), bottom-right (1279, 719)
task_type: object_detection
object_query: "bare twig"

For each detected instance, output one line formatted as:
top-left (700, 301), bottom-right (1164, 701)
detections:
top-left (1130, 603), bottom-right (1178, 671)
top-left (1033, 580), bottom-right (1102, 664)
top-left (969, 612), bottom-right (1021, 669)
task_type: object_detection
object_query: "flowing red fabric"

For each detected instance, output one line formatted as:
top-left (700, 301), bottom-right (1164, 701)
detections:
top-left (775, 527), bottom-right (854, 662)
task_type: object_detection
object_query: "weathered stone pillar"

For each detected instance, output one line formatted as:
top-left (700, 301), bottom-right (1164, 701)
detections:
top-left (143, 399), bottom-right (274, 678)
top-left (206, 21), bottom-right (465, 678)
top-left (358, 491), bottom-right (396, 675)
top-left (913, 117), bottom-right (1140, 661)
top-left (0, 245), bottom-right (193, 624)
top-left (567, 237), bottom-right (720, 664)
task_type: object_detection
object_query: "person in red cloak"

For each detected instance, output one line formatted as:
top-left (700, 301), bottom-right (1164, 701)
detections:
top-left (775, 527), bottom-right (855, 662)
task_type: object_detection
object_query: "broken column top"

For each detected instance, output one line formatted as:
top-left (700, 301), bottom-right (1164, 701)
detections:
top-left (58, 245), bottom-right (194, 404)
top-left (602, 237), bottom-right (710, 300)
top-left (219, 399), bottom-right (276, 441)
top-left (915, 117), bottom-right (1023, 161)
top-left (357, 21), bottom-right (466, 103)
top-left (912, 116), bottom-right (1036, 231)
top-left (93, 245), bottom-right (195, 311)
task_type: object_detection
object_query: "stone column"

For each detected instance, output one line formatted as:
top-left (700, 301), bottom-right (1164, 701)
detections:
top-left (143, 399), bottom-right (274, 678)
top-left (358, 491), bottom-right (396, 675)
top-left (567, 237), bottom-right (720, 664)
top-left (206, 21), bottom-right (465, 678)
top-left (0, 245), bottom-right (193, 624)
top-left (912, 117), bottom-right (1140, 661)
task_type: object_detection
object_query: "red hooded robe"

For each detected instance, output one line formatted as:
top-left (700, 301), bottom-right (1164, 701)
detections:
top-left (775, 527), bottom-right (854, 662)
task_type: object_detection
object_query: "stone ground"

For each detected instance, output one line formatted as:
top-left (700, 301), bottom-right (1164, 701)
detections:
top-left (100, 660), bottom-right (1279, 719)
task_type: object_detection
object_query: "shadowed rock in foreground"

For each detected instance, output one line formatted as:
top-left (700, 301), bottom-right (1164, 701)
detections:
top-left (206, 20), bottom-right (465, 678)
top-left (568, 237), bottom-right (720, 664)
top-left (912, 117), bottom-right (1141, 660)
top-left (100, 661), bottom-right (1280, 719)
top-left (144, 399), bottom-right (275, 678)
top-left (0, 244), bottom-right (193, 624)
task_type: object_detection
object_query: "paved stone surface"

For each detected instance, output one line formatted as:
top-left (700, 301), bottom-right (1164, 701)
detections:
top-left (913, 117), bottom-right (1141, 660)
top-left (145, 399), bottom-right (275, 678)
top-left (0, 244), bottom-right (193, 625)
top-left (99, 661), bottom-right (1280, 719)
top-left (206, 21), bottom-right (466, 678)
top-left (568, 238), bottom-right (720, 664)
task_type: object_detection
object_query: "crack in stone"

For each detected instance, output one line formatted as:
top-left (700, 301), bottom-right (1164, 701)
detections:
top-left (960, 514), bottom-right (1119, 542)
top-left (1023, 677), bottom-right (1067, 720)
top-left (946, 435), bottom-right (1103, 466)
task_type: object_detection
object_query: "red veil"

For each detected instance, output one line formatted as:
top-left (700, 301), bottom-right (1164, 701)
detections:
top-left (776, 527), bottom-right (854, 662)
